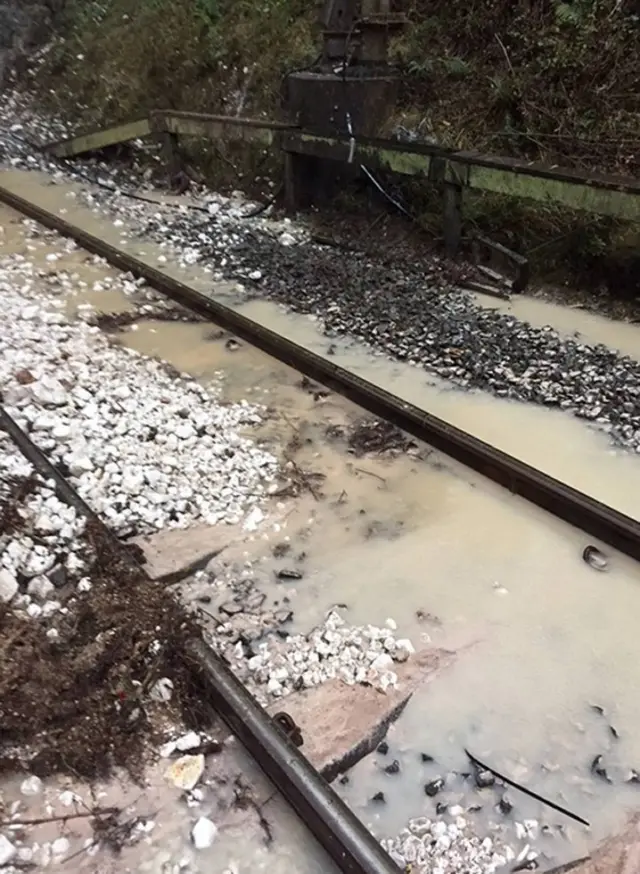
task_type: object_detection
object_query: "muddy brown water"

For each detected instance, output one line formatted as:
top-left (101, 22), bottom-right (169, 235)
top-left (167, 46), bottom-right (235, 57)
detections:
top-left (2, 173), bottom-right (640, 868)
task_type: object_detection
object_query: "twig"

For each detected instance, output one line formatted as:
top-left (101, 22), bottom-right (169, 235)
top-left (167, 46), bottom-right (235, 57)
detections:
top-left (62, 838), bottom-right (100, 866)
top-left (285, 454), bottom-right (321, 501)
top-left (1, 806), bottom-right (119, 827)
top-left (240, 185), bottom-right (283, 219)
top-left (197, 605), bottom-right (224, 627)
top-left (213, 144), bottom-right (240, 179)
top-left (495, 34), bottom-right (515, 76)
top-left (281, 412), bottom-right (301, 435)
top-left (464, 749), bottom-right (590, 827)
top-left (355, 467), bottom-right (387, 484)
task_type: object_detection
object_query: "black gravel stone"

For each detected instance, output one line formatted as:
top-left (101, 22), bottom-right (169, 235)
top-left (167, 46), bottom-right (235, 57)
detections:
top-left (243, 590), bottom-right (266, 611)
top-left (276, 568), bottom-right (303, 581)
top-left (498, 794), bottom-right (513, 815)
top-left (384, 759), bottom-right (400, 775)
top-left (129, 207), bottom-right (640, 455)
top-left (474, 768), bottom-right (495, 789)
top-left (420, 752), bottom-right (435, 763)
top-left (219, 600), bottom-right (243, 616)
top-left (48, 564), bottom-right (68, 588)
top-left (371, 791), bottom-right (386, 803)
top-left (424, 777), bottom-right (445, 797)
top-left (272, 542), bottom-right (291, 558)
top-left (590, 754), bottom-right (612, 783)
top-left (377, 741), bottom-right (389, 755)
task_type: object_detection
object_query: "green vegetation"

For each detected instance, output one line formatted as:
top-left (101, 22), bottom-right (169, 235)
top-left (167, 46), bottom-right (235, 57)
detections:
top-left (393, 0), bottom-right (639, 176)
top-left (29, 0), bottom-right (640, 291)
top-left (39, 0), bottom-right (315, 123)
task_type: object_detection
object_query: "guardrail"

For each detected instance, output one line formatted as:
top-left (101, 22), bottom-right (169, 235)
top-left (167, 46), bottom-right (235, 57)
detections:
top-left (42, 109), bottom-right (640, 254)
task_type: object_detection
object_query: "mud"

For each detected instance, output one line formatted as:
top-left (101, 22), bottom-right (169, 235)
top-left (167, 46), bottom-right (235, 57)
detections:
top-left (90, 305), bottom-right (204, 333)
top-left (0, 515), bottom-right (206, 781)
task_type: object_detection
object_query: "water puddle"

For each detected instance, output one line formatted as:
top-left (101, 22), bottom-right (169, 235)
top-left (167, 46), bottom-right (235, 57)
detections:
top-left (2, 169), bottom-right (639, 520)
top-left (0, 747), bottom-right (337, 874)
top-left (472, 291), bottom-right (640, 361)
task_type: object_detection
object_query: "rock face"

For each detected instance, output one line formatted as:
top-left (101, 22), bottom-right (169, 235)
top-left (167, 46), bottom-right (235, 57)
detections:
top-left (266, 646), bottom-right (454, 782)
top-left (556, 816), bottom-right (640, 874)
top-left (0, 1), bottom-right (59, 86)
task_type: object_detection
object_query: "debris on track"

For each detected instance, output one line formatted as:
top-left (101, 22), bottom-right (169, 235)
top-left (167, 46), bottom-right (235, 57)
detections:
top-left (0, 432), bottom-right (207, 781)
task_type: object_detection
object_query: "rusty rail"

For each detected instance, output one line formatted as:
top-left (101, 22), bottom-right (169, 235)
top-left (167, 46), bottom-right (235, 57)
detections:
top-left (0, 404), bottom-right (400, 874)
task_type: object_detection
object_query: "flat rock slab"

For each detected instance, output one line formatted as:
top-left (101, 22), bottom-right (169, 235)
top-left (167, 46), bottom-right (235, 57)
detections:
top-left (553, 816), bottom-right (640, 874)
top-left (266, 646), bottom-right (455, 783)
top-left (131, 523), bottom-right (241, 583)
top-left (207, 646), bottom-right (456, 834)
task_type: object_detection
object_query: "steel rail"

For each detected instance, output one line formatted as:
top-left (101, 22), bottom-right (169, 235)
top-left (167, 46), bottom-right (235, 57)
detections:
top-left (0, 404), bottom-right (400, 874)
top-left (187, 639), bottom-right (400, 874)
top-left (1, 183), bottom-right (639, 562)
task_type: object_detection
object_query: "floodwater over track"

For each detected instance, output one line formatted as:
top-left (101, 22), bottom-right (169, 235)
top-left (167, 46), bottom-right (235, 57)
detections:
top-left (2, 169), bottom-right (639, 518)
top-left (3, 173), bottom-right (640, 867)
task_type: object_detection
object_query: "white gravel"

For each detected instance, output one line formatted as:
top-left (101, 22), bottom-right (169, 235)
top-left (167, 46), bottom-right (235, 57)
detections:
top-left (0, 429), bottom-right (89, 621)
top-left (227, 609), bottom-right (415, 701)
top-left (0, 226), bottom-right (278, 536)
top-left (383, 814), bottom-right (520, 874)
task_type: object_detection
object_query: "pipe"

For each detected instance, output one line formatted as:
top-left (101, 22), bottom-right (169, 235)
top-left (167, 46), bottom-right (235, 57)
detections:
top-left (187, 638), bottom-right (400, 874)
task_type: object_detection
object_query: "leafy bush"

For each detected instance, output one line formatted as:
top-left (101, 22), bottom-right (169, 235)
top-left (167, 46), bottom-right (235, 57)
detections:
top-left (394, 0), bottom-right (639, 175)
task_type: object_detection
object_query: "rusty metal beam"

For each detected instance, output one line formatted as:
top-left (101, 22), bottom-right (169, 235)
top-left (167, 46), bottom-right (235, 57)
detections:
top-left (280, 130), bottom-right (441, 178)
top-left (39, 111), bottom-right (640, 222)
top-left (43, 118), bottom-right (152, 158)
top-left (453, 158), bottom-right (640, 222)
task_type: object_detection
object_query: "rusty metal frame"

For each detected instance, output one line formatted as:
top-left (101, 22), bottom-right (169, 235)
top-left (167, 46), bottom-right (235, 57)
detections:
top-left (282, 131), bottom-right (640, 222)
top-left (151, 110), bottom-right (297, 147)
top-left (45, 117), bottom-right (153, 159)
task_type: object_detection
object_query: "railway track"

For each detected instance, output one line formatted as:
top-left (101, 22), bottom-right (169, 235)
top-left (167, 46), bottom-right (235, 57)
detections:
top-left (0, 176), bottom-right (637, 874)
top-left (0, 181), bottom-right (639, 563)
top-left (0, 407), bottom-right (399, 874)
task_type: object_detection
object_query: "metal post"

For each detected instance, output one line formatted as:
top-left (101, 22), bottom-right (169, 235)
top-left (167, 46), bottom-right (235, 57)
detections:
top-left (160, 131), bottom-right (181, 180)
top-left (443, 182), bottom-right (463, 256)
top-left (284, 151), bottom-right (316, 213)
top-left (187, 639), bottom-right (401, 874)
top-left (283, 151), bottom-right (300, 213)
